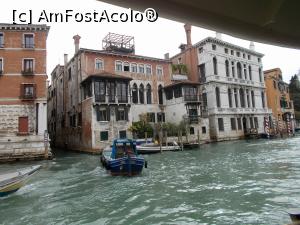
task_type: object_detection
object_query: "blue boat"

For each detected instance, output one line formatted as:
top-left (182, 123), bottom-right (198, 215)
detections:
top-left (100, 139), bottom-right (146, 176)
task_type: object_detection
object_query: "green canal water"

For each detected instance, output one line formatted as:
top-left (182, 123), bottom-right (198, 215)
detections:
top-left (1, 136), bottom-right (300, 225)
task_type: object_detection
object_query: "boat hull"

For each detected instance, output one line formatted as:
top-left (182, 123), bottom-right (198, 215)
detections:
top-left (102, 156), bottom-right (144, 176)
top-left (0, 165), bottom-right (41, 197)
top-left (137, 145), bottom-right (181, 154)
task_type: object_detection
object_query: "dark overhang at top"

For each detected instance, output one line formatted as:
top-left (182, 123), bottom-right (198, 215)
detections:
top-left (98, 0), bottom-right (300, 49)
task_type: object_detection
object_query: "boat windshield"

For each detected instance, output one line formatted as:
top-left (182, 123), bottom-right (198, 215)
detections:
top-left (115, 142), bottom-right (135, 158)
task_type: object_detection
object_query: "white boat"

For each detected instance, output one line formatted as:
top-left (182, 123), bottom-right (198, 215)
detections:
top-left (136, 141), bottom-right (181, 154)
top-left (0, 165), bottom-right (41, 197)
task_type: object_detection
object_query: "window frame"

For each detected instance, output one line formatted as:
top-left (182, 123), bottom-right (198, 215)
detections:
top-left (115, 60), bottom-right (123, 72)
top-left (22, 58), bottom-right (35, 74)
top-left (138, 64), bottom-right (145, 74)
top-left (146, 64), bottom-right (152, 75)
top-left (131, 63), bottom-right (137, 73)
top-left (95, 58), bottom-right (104, 70)
top-left (156, 65), bottom-right (163, 76)
top-left (23, 33), bottom-right (35, 49)
top-left (100, 131), bottom-right (109, 141)
top-left (0, 32), bottom-right (4, 48)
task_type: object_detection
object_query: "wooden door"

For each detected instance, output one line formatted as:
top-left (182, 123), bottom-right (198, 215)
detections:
top-left (18, 117), bottom-right (28, 133)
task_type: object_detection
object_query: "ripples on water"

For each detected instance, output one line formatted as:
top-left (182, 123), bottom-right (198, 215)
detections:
top-left (1, 136), bottom-right (300, 225)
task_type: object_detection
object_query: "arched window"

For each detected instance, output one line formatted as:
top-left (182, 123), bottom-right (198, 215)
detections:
top-left (146, 84), bottom-right (152, 104)
top-left (225, 60), bottom-right (230, 77)
top-left (139, 84), bottom-right (144, 104)
top-left (228, 88), bottom-right (232, 108)
top-left (123, 62), bottom-right (130, 72)
top-left (237, 62), bottom-right (242, 79)
top-left (158, 85), bottom-right (163, 105)
top-left (213, 57), bottom-right (218, 75)
top-left (231, 61), bottom-right (235, 77)
top-left (132, 83), bottom-right (138, 104)
top-left (261, 91), bottom-right (265, 108)
top-left (239, 88), bottom-right (245, 108)
top-left (248, 65), bottom-right (252, 80)
top-left (215, 87), bottom-right (221, 107)
top-left (251, 90), bottom-right (255, 107)
top-left (243, 64), bottom-right (247, 79)
top-left (259, 68), bottom-right (263, 82)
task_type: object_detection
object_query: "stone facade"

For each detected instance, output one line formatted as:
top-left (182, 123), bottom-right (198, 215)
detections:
top-left (0, 23), bottom-right (50, 161)
top-left (196, 37), bottom-right (272, 140)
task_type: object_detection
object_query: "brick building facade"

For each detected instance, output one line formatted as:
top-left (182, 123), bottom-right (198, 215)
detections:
top-left (0, 23), bottom-right (50, 161)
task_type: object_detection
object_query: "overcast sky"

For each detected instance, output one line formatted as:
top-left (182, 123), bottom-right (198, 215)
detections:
top-left (1, 0), bottom-right (300, 83)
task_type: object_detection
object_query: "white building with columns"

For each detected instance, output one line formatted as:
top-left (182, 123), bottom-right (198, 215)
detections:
top-left (197, 37), bottom-right (272, 141)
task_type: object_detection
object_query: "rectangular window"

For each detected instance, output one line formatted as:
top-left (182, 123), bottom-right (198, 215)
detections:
top-left (68, 68), bottom-right (71, 80)
top-left (107, 82), bottom-right (115, 103)
top-left (115, 61), bottom-right (123, 72)
top-left (212, 44), bottom-right (216, 50)
top-left (94, 81), bottom-right (106, 102)
top-left (198, 63), bottom-right (206, 82)
top-left (231, 50), bottom-right (234, 55)
top-left (100, 131), bottom-right (109, 141)
top-left (95, 59), bottom-right (104, 70)
top-left (156, 66), bottom-right (163, 76)
top-left (236, 52), bottom-right (240, 57)
top-left (138, 64), bottom-right (145, 73)
top-left (116, 107), bottom-right (128, 121)
top-left (0, 58), bottom-right (3, 73)
top-left (237, 118), bottom-right (242, 130)
top-left (224, 48), bottom-right (228, 54)
top-left (0, 33), bottom-right (3, 48)
top-left (147, 113), bottom-right (155, 122)
top-left (146, 65), bottom-right (152, 75)
top-left (202, 126), bottom-right (206, 134)
top-left (119, 130), bottom-right (127, 139)
top-left (96, 107), bottom-right (110, 121)
top-left (21, 83), bottom-right (36, 99)
top-left (199, 47), bottom-right (203, 53)
top-left (231, 118), bottom-right (236, 130)
top-left (190, 127), bottom-right (195, 135)
top-left (174, 87), bottom-right (182, 98)
top-left (117, 82), bottom-right (128, 103)
top-left (22, 59), bottom-right (34, 75)
top-left (131, 63), bottom-right (137, 73)
top-left (248, 55), bottom-right (251, 60)
top-left (23, 34), bottom-right (34, 48)
top-left (218, 118), bottom-right (224, 131)
top-left (157, 112), bottom-right (165, 122)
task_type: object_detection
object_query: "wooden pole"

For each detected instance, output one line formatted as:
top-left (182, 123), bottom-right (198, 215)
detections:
top-left (179, 130), bottom-right (183, 151)
top-left (159, 130), bottom-right (162, 153)
top-left (197, 129), bottom-right (200, 148)
top-left (165, 131), bottom-right (168, 146)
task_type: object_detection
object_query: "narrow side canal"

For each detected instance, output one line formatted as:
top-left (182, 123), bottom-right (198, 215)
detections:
top-left (1, 136), bottom-right (300, 225)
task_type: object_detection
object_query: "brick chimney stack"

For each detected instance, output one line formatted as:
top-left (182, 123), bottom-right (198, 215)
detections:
top-left (73, 35), bottom-right (81, 54)
top-left (184, 24), bottom-right (192, 48)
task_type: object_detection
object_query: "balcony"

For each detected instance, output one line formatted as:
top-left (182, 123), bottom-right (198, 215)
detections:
top-left (21, 93), bottom-right (36, 100)
top-left (183, 115), bottom-right (202, 124)
top-left (184, 94), bottom-right (199, 102)
top-left (94, 94), bottom-right (128, 104)
top-left (22, 70), bottom-right (34, 76)
top-left (23, 44), bottom-right (35, 49)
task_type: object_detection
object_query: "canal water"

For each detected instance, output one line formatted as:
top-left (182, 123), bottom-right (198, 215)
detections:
top-left (1, 136), bottom-right (300, 225)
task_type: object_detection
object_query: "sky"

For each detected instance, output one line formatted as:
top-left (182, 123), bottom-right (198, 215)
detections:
top-left (1, 0), bottom-right (300, 83)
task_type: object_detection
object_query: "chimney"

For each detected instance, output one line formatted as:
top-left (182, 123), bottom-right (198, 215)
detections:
top-left (249, 41), bottom-right (255, 51)
top-left (73, 34), bottom-right (81, 54)
top-left (215, 32), bottom-right (222, 40)
top-left (164, 53), bottom-right (169, 59)
top-left (184, 24), bottom-right (192, 48)
top-left (64, 54), bottom-right (68, 66)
